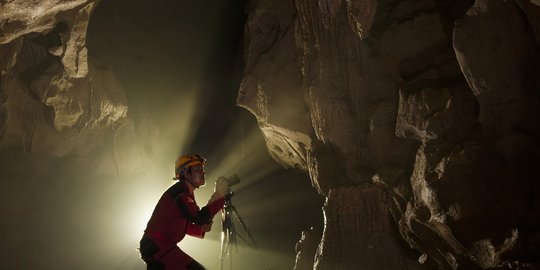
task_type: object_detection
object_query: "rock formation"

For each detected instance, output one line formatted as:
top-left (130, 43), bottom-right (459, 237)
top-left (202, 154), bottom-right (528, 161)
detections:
top-left (0, 2), bottom-right (163, 262)
top-left (0, 0), bottom-right (162, 174)
top-left (238, 0), bottom-right (540, 269)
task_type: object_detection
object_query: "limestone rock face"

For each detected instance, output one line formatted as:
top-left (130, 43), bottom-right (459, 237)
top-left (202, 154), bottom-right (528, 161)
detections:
top-left (0, 5), bottom-right (164, 267)
top-left (0, 0), bottom-right (138, 161)
top-left (454, 0), bottom-right (540, 140)
top-left (314, 185), bottom-right (422, 270)
top-left (0, 0), bottom-right (97, 78)
top-left (240, 0), bottom-right (540, 269)
top-left (1, 0), bottom-right (122, 152)
top-left (238, 0), bottom-right (315, 174)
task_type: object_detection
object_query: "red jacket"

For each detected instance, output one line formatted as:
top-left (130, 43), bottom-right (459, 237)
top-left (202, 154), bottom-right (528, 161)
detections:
top-left (144, 181), bottom-right (225, 244)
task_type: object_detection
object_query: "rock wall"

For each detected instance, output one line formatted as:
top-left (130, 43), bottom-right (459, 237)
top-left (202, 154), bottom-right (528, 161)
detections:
top-left (0, 2), bottom-right (162, 258)
top-left (0, 0), bottom-right (159, 173)
top-left (238, 0), bottom-right (540, 269)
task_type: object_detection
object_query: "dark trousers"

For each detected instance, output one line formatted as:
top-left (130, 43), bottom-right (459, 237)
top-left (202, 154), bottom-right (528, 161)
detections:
top-left (139, 236), bottom-right (206, 270)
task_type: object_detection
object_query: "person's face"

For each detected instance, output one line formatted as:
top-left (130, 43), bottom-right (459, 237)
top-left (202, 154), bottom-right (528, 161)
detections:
top-left (187, 165), bottom-right (206, 188)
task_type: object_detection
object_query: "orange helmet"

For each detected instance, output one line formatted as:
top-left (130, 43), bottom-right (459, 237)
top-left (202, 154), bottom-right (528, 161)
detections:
top-left (173, 154), bottom-right (206, 180)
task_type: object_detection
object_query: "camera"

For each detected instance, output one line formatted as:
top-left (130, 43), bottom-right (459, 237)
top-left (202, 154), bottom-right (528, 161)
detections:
top-left (219, 174), bottom-right (240, 187)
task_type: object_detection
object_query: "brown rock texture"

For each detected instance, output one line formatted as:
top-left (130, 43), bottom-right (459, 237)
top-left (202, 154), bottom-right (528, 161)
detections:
top-left (239, 0), bottom-right (540, 269)
top-left (315, 185), bottom-right (421, 270)
top-left (0, 3), bottom-right (166, 268)
top-left (0, 0), bottom-right (157, 169)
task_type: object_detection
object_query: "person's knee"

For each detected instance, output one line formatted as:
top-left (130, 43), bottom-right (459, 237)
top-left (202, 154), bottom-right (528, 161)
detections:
top-left (186, 259), bottom-right (206, 270)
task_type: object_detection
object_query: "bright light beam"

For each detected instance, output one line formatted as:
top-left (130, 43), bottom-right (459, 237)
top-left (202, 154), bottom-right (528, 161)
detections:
top-left (207, 120), bottom-right (281, 188)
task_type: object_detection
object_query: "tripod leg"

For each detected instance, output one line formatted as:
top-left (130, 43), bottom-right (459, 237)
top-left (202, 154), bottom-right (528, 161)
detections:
top-left (231, 206), bottom-right (274, 269)
top-left (220, 230), bottom-right (228, 270)
top-left (231, 206), bottom-right (259, 249)
top-left (220, 207), bottom-right (233, 270)
top-left (221, 204), bottom-right (242, 270)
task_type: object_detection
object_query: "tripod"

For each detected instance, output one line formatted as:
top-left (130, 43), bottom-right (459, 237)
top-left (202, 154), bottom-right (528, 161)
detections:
top-left (219, 192), bottom-right (260, 270)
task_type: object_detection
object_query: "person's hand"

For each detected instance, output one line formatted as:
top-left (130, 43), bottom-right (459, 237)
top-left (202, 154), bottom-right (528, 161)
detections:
top-left (214, 177), bottom-right (229, 197)
top-left (201, 221), bottom-right (213, 232)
